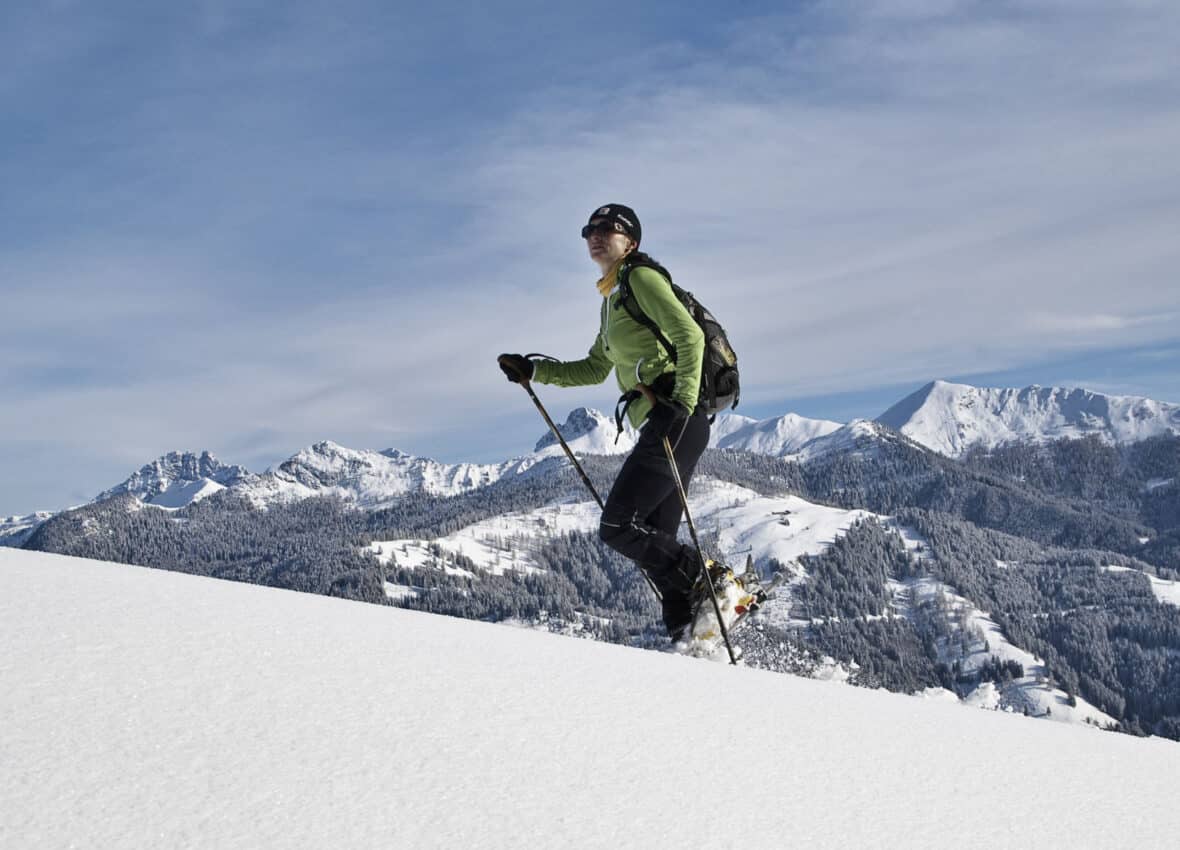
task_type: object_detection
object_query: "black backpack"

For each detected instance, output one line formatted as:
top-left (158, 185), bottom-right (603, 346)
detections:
top-left (617, 253), bottom-right (740, 416)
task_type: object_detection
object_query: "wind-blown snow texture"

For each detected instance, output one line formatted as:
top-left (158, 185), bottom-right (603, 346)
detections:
top-left (2, 548), bottom-right (1178, 850)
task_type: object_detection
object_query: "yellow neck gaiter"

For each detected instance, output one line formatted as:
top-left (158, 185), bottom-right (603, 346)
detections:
top-left (596, 255), bottom-right (628, 297)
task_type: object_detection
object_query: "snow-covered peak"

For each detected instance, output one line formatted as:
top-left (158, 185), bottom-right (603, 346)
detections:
top-left (708, 412), bottom-right (760, 445)
top-left (878, 380), bottom-right (1180, 457)
top-left (712, 412), bottom-right (843, 456)
top-left (232, 440), bottom-right (531, 509)
top-left (276, 440), bottom-right (380, 487)
top-left (533, 407), bottom-right (635, 456)
top-left (95, 450), bottom-right (249, 507)
top-left (791, 419), bottom-right (909, 463)
top-left (0, 511), bottom-right (55, 548)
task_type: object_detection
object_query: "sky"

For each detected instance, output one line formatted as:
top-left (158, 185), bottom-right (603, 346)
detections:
top-left (3, 0), bottom-right (1179, 515)
top-left (5, 546), bottom-right (1180, 848)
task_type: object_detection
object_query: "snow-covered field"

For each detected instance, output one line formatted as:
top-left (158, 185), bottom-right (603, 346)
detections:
top-left (370, 498), bottom-right (603, 578)
top-left (368, 479), bottom-right (872, 595)
top-left (4, 548), bottom-right (1179, 850)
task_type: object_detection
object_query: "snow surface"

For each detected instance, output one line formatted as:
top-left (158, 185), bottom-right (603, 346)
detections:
top-left (3, 547), bottom-right (1179, 850)
top-left (146, 477), bottom-right (226, 508)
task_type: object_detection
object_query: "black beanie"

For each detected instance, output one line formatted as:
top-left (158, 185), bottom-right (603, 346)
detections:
top-left (587, 204), bottom-right (641, 246)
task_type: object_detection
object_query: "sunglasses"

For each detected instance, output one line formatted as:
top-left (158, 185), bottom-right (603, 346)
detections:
top-left (581, 220), bottom-right (628, 239)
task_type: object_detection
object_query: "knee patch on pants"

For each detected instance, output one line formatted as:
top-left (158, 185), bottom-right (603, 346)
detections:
top-left (598, 505), bottom-right (653, 557)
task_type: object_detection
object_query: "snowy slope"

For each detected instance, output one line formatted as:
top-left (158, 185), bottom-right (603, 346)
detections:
top-left (878, 379), bottom-right (1180, 457)
top-left (707, 411), bottom-right (759, 445)
top-left (371, 498), bottom-right (602, 580)
top-left (3, 547), bottom-right (1179, 850)
top-left (890, 574), bottom-right (1116, 727)
top-left (367, 479), bottom-right (872, 594)
top-left (789, 418), bottom-right (918, 463)
top-left (710, 411), bottom-right (842, 455)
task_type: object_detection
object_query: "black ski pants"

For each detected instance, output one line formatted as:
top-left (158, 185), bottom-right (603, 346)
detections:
top-left (598, 408), bottom-right (711, 597)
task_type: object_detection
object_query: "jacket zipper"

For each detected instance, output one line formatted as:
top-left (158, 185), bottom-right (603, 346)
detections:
top-left (601, 293), bottom-right (612, 352)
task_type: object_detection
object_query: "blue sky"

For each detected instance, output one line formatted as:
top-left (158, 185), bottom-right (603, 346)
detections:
top-left (3, 0), bottom-right (1179, 515)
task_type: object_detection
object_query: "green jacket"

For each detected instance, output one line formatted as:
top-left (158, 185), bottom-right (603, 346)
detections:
top-left (532, 264), bottom-right (704, 428)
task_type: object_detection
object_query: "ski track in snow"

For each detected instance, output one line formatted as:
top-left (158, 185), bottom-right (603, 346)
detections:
top-left (3, 548), bottom-right (1179, 850)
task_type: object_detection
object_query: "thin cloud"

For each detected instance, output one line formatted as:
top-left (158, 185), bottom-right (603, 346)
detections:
top-left (467, 1), bottom-right (1180, 405)
top-left (3, 0), bottom-right (1180, 514)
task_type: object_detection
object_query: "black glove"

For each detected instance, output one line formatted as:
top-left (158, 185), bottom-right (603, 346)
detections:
top-left (645, 399), bottom-right (690, 439)
top-left (497, 353), bottom-right (534, 384)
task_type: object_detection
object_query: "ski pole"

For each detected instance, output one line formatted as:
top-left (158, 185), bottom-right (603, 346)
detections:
top-left (512, 378), bottom-right (662, 602)
top-left (661, 432), bottom-right (738, 665)
top-left (518, 379), bottom-right (604, 510)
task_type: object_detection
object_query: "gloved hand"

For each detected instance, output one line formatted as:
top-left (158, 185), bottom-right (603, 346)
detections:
top-left (497, 353), bottom-right (534, 384)
top-left (645, 399), bottom-right (691, 439)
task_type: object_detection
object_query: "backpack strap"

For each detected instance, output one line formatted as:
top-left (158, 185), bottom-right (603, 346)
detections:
top-left (613, 255), bottom-right (698, 436)
top-left (613, 389), bottom-right (644, 443)
top-left (616, 257), bottom-right (679, 363)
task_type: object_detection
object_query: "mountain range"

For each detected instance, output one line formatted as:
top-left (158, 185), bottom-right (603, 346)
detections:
top-left (3, 380), bottom-right (1177, 546)
top-left (880, 380), bottom-right (1180, 457)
